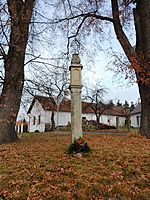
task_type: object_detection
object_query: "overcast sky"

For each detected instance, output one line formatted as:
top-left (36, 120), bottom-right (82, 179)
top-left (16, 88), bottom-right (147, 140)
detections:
top-left (81, 45), bottom-right (139, 105)
top-left (83, 64), bottom-right (139, 105)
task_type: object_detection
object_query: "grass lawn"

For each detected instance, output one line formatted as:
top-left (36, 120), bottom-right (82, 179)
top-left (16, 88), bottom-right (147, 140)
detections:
top-left (0, 132), bottom-right (150, 200)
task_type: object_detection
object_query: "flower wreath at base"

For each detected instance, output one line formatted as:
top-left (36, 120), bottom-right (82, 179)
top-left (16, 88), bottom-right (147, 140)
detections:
top-left (67, 137), bottom-right (91, 155)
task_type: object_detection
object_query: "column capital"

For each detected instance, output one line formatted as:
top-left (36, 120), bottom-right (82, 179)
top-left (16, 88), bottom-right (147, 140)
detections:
top-left (69, 53), bottom-right (83, 71)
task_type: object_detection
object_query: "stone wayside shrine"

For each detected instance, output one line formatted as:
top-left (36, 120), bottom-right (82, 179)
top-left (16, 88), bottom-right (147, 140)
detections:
top-left (69, 53), bottom-right (83, 142)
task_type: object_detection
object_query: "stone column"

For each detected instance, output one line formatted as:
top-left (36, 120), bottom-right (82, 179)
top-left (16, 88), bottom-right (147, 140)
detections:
top-left (69, 53), bottom-right (83, 142)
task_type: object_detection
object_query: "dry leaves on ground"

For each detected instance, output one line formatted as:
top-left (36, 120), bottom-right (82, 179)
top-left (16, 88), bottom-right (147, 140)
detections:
top-left (0, 133), bottom-right (150, 200)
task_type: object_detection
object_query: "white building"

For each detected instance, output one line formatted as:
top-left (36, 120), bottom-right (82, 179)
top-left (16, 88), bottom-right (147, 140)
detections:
top-left (15, 120), bottom-right (29, 133)
top-left (130, 103), bottom-right (141, 128)
top-left (27, 96), bottom-right (126, 132)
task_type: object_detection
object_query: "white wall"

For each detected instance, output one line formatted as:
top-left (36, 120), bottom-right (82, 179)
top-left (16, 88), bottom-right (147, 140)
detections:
top-left (131, 114), bottom-right (141, 127)
top-left (56, 111), bottom-right (71, 126)
top-left (82, 113), bottom-right (125, 127)
top-left (82, 113), bottom-right (96, 121)
top-left (28, 100), bottom-right (48, 132)
top-left (101, 115), bottom-right (125, 127)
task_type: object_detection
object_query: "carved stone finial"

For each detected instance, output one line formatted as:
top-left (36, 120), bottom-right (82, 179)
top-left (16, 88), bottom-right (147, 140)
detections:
top-left (71, 53), bottom-right (80, 64)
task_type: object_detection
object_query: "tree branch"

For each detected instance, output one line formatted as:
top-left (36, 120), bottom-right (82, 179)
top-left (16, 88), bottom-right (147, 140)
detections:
top-left (111, 0), bottom-right (139, 68)
top-left (30, 12), bottom-right (113, 24)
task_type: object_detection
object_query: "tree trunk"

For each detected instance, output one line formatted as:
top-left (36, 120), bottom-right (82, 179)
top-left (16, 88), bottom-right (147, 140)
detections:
top-left (0, 0), bottom-right (35, 144)
top-left (50, 110), bottom-right (55, 131)
top-left (134, 0), bottom-right (150, 138)
top-left (0, 73), bottom-right (23, 144)
top-left (96, 116), bottom-right (100, 124)
top-left (138, 83), bottom-right (150, 138)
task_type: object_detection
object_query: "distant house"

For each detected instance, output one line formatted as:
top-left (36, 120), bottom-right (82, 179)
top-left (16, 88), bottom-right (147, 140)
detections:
top-left (15, 119), bottom-right (29, 133)
top-left (27, 95), bottom-right (127, 132)
top-left (130, 103), bottom-right (141, 128)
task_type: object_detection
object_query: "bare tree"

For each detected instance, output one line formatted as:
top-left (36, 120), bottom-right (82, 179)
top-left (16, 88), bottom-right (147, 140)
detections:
top-left (0, 0), bottom-right (35, 144)
top-left (49, 0), bottom-right (150, 138)
top-left (83, 80), bottom-right (112, 124)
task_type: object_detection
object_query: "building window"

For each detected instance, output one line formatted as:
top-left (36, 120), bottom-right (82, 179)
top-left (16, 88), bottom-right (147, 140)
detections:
top-left (136, 116), bottom-right (140, 126)
top-left (38, 115), bottom-right (41, 124)
top-left (33, 116), bottom-right (36, 125)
